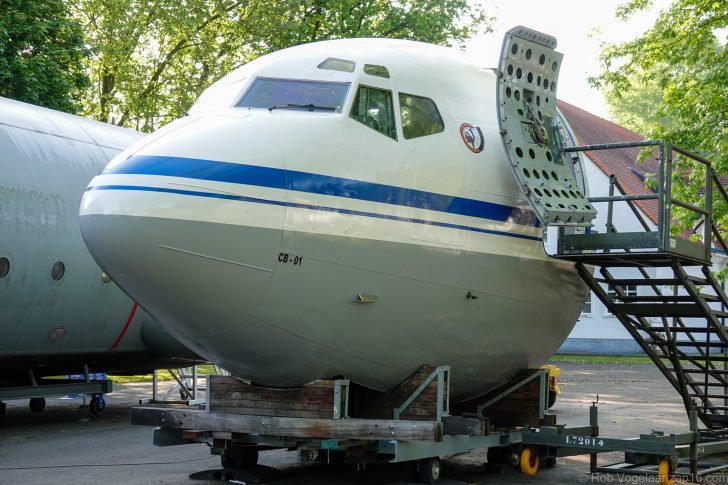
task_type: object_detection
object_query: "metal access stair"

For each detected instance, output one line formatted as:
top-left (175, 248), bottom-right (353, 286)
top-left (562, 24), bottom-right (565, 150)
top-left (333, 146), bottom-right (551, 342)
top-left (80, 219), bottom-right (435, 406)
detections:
top-left (555, 140), bottom-right (728, 429)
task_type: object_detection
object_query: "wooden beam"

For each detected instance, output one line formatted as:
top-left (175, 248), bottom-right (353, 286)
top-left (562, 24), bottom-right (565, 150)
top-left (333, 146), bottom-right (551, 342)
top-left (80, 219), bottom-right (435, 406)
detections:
top-left (132, 407), bottom-right (443, 442)
top-left (442, 416), bottom-right (486, 436)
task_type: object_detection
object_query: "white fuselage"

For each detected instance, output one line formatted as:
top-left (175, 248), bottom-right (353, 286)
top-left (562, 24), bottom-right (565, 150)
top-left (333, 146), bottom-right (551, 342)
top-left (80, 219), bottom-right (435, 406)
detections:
top-left (80, 39), bottom-right (588, 400)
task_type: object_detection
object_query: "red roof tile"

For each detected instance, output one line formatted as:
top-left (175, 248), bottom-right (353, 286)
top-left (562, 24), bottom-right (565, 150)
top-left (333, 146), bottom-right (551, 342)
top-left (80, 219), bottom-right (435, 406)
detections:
top-left (557, 100), bottom-right (660, 224)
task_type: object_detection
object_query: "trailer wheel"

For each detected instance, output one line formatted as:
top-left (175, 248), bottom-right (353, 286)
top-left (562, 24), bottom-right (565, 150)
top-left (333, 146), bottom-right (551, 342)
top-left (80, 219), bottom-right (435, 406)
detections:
top-left (520, 448), bottom-right (539, 476)
top-left (221, 446), bottom-right (258, 469)
top-left (417, 457), bottom-right (441, 483)
top-left (241, 448), bottom-right (258, 468)
top-left (486, 446), bottom-right (508, 465)
top-left (89, 395), bottom-right (106, 415)
top-left (658, 459), bottom-right (674, 485)
top-left (29, 397), bottom-right (45, 413)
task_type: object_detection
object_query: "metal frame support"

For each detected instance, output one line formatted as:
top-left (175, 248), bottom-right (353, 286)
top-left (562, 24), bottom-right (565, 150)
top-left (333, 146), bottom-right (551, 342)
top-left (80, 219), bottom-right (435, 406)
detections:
top-left (476, 368), bottom-right (549, 420)
top-left (0, 380), bottom-right (112, 400)
top-left (140, 366), bottom-right (208, 406)
top-left (690, 407), bottom-right (699, 478)
top-left (333, 379), bottom-right (350, 419)
top-left (590, 401), bottom-right (599, 473)
top-left (394, 366), bottom-right (450, 422)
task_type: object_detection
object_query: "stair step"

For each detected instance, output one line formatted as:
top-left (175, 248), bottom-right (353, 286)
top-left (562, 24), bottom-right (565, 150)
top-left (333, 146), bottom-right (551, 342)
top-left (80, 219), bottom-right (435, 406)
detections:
top-left (700, 414), bottom-right (728, 421)
top-left (612, 304), bottom-right (727, 318)
top-left (672, 369), bottom-right (728, 374)
top-left (594, 276), bottom-right (709, 286)
top-left (645, 327), bottom-right (718, 333)
top-left (646, 341), bottom-right (728, 348)
top-left (689, 394), bottom-right (728, 399)
top-left (681, 355), bottom-right (728, 362)
top-left (616, 294), bottom-right (722, 303)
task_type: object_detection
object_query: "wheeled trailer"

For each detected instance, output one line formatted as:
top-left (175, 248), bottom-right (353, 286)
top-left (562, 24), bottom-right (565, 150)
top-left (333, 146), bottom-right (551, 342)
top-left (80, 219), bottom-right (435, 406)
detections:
top-left (0, 365), bottom-right (112, 415)
top-left (129, 365), bottom-right (728, 483)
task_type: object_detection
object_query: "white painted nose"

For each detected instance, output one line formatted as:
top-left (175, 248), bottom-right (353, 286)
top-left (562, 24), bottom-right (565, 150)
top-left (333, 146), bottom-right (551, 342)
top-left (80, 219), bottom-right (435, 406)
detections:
top-left (79, 115), bottom-right (286, 341)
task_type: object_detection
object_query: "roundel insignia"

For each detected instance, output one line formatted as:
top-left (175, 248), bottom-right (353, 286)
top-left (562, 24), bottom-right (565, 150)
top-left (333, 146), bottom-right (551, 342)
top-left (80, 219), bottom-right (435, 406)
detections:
top-left (460, 123), bottom-right (484, 153)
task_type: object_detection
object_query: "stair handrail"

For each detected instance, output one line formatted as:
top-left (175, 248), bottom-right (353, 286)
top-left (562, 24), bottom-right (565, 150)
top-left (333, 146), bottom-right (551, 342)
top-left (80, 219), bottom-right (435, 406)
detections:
top-left (563, 140), bottom-right (727, 262)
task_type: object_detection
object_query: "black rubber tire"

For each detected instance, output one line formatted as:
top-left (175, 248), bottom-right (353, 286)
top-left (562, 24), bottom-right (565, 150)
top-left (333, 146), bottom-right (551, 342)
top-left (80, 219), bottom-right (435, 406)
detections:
top-left (220, 452), bottom-right (234, 469)
top-left (241, 448), bottom-right (258, 468)
top-left (89, 396), bottom-right (106, 415)
top-left (29, 397), bottom-right (45, 413)
top-left (418, 457), bottom-right (442, 484)
top-left (221, 446), bottom-right (258, 469)
top-left (486, 446), bottom-right (509, 465)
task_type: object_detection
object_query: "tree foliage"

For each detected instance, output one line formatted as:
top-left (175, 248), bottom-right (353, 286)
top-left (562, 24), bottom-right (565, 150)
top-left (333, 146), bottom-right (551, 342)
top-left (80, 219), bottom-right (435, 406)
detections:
top-left (72, 0), bottom-right (491, 131)
top-left (0, 0), bottom-right (88, 112)
top-left (593, 0), bottom-right (727, 244)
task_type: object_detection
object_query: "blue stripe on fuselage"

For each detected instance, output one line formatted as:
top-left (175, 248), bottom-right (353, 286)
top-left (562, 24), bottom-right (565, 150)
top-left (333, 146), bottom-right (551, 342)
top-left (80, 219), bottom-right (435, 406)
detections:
top-left (102, 155), bottom-right (540, 228)
top-left (86, 184), bottom-right (543, 242)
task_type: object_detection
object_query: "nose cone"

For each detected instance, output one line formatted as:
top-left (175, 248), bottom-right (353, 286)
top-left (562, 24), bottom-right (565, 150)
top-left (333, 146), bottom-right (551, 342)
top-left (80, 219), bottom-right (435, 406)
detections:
top-left (80, 114), bottom-right (285, 346)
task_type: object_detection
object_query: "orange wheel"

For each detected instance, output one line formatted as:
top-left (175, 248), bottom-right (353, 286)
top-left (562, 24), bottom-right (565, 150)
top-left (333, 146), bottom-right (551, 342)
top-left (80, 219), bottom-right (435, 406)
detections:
top-left (520, 447), bottom-right (539, 476)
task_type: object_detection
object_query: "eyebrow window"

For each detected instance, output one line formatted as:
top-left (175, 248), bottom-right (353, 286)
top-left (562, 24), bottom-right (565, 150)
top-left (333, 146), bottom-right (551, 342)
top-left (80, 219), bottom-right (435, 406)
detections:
top-left (399, 93), bottom-right (444, 139)
top-left (237, 77), bottom-right (350, 112)
top-left (349, 85), bottom-right (397, 140)
top-left (318, 58), bottom-right (356, 73)
top-left (363, 64), bottom-right (390, 78)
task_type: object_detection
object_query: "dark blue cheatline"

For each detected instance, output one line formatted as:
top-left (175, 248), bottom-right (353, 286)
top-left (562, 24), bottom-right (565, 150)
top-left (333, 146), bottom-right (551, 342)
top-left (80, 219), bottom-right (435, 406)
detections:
top-left (86, 185), bottom-right (543, 242)
top-left (102, 155), bottom-right (541, 228)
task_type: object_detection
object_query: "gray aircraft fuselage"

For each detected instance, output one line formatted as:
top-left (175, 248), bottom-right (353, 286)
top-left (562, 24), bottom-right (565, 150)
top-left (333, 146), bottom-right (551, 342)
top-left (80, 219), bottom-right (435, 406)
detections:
top-left (0, 97), bottom-right (200, 387)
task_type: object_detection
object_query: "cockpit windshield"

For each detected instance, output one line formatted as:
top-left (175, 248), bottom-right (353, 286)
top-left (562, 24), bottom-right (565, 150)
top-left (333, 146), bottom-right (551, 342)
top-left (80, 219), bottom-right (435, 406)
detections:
top-left (237, 78), bottom-right (350, 113)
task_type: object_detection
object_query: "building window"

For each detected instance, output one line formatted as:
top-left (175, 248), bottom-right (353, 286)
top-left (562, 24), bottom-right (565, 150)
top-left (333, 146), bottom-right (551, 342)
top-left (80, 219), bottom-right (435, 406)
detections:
top-left (350, 85), bottom-right (397, 140)
top-left (581, 292), bottom-right (592, 316)
top-left (399, 93), bottom-right (444, 140)
top-left (605, 284), bottom-right (637, 316)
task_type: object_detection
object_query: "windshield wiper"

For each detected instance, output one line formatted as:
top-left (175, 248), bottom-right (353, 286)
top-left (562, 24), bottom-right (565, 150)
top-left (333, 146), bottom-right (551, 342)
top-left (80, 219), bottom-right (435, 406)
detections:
top-left (268, 103), bottom-right (337, 112)
top-left (288, 103), bottom-right (336, 111)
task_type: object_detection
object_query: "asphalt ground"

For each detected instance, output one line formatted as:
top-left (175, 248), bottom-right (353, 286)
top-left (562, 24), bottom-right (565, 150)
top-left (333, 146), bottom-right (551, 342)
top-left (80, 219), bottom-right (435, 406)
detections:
top-left (0, 362), bottom-right (723, 484)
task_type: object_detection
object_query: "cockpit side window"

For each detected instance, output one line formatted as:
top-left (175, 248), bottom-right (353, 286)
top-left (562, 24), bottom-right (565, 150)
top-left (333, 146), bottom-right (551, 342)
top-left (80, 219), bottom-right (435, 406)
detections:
top-left (398, 93), bottom-right (444, 139)
top-left (236, 77), bottom-right (350, 112)
top-left (349, 85), bottom-right (397, 140)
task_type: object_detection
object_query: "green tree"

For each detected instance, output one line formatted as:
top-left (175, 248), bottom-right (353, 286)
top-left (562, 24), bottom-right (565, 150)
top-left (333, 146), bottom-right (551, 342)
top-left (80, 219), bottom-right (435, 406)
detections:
top-left (72, 0), bottom-right (491, 131)
top-left (0, 0), bottom-right (88, 112)
top-left (602, 68), bottom-right (670, 136)
top-left (593, 0), bottom-right (727, 243)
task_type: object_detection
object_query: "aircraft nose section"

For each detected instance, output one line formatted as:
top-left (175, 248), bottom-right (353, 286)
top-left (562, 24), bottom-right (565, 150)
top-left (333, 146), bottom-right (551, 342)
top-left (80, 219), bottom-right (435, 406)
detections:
top-left (80, 114), bottom-right (285, 340)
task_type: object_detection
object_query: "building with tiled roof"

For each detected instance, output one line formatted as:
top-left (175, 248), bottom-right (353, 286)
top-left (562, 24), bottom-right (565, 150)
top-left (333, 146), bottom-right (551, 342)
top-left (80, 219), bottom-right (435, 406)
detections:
top-left (557, 100), bottom-right (660, 224)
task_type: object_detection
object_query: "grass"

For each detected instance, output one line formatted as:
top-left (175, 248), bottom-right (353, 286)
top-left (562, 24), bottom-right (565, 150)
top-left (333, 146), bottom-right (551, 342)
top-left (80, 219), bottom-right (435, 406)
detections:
top-left (107, 364), bottom-right (218, 384)
top-left (106, 357), bottom-right (665, 384)
top-left (77, 355), bottom-right (671, 384)
top-left (549, 354), bottom-right (667, 365)
top-left (107, 357), bottom-right (666, 384)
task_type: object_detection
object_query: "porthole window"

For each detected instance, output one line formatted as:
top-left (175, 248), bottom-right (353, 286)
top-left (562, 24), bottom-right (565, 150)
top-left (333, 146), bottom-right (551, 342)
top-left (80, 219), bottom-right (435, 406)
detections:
top-left (349, 85), bottom-right (397, 140)
top-left (398, 93), bottom-right (444, 140)
top-left (0, 257), bottom-right (9, 278)
top-left (51, 261), bottom-right (65, 281)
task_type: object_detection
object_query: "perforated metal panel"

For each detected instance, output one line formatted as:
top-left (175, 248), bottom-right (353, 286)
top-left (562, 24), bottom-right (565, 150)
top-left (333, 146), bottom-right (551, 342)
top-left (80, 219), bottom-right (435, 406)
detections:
top-left (497, 26), bottom-right (597, 226)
